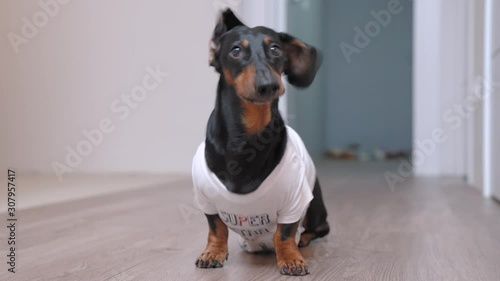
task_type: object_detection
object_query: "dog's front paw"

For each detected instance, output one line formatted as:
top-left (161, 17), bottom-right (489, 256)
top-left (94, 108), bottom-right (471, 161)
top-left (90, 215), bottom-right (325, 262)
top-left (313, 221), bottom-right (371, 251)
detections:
top-left (278, 255), bottom-right (309, 276)
top-left (195, 250), bottom-right (228, 268)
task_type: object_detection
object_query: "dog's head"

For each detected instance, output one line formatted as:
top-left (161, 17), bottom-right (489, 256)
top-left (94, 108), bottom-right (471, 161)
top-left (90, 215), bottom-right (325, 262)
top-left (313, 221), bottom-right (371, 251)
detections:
top-left (209, 9), bottom-right (321, 104)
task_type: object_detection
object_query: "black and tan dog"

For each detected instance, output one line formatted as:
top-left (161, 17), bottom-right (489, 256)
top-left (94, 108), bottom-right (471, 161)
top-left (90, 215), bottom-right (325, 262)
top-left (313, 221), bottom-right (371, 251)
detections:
top-left (192, 9), bottom-right (329, 276)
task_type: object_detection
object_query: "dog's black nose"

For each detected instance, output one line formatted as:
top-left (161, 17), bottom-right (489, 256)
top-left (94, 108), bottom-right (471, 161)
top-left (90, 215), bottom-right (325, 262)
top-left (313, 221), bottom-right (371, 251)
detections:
top-left (257, 83), bottom-right (280, 97)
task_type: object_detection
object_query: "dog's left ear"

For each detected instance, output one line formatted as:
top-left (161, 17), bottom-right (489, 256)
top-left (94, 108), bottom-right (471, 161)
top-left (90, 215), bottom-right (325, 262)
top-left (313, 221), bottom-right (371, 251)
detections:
top-left (279, 33), bottom-right (322, 88)
top-left (209, 9), bottom-right (246, 72)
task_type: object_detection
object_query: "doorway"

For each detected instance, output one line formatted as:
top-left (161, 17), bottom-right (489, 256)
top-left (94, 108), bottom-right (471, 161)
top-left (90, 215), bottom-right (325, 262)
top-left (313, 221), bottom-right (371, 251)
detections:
top-left (287, 0), bottom-right (413, 161)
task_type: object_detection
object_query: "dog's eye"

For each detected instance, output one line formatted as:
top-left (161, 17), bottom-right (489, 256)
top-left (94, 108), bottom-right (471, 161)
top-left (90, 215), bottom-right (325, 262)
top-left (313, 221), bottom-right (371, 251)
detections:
top-left (270, 45), bottom-right (282, 57)
top-left (230, 46), bottom-right (242, 58)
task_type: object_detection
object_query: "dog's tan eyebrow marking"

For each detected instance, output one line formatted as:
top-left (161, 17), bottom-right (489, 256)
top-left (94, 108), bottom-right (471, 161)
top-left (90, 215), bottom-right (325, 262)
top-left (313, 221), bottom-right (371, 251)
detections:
top-left (264, 36), bottom-right (271, 45)
top-left (241, 40), bottom-right (249, 48)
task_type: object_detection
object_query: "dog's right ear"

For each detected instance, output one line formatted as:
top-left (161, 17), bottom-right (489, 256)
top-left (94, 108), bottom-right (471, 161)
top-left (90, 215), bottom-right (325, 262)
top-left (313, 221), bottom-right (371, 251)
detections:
top-left (209, 9), bottom-right (246, 72)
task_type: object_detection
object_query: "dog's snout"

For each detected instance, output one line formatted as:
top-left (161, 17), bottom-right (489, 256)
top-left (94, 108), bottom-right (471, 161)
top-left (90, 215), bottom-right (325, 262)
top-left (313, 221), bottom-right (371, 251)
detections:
top-left (252, 63), bottom-right (281, 99)
top-left (257, 82), bottom-right (280, 96)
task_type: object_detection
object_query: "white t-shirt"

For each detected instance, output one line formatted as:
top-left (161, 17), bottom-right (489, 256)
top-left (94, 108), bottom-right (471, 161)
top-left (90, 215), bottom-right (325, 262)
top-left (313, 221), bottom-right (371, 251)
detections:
top-left (192, 126), bottom-right (315, 253)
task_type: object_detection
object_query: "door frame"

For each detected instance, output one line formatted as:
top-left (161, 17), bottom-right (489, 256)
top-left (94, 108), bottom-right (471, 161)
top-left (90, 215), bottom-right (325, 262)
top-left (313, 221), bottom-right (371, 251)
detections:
top-left (242, 0), bottom-right (288, 118)
top-left (482, 0), bottom-right (494, 198)
top-left (465, 0), bottom-right (477, 188)
top-left (413, 0), bottom-right (468, 177)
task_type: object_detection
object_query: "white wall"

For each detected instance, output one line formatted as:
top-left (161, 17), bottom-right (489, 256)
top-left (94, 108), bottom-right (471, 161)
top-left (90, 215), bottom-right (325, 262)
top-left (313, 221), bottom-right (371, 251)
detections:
top-left (413, 0), bottom-right (469, 177)
top-left (0, 0), bottom-right (242, 177)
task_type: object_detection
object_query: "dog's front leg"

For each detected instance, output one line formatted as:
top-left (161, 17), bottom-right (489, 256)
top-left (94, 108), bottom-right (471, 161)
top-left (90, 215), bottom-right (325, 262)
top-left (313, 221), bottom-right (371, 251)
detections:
top-left (195, 214), bottom-right (229, 268)
top-left (274, 222), bottom-right (309, 276)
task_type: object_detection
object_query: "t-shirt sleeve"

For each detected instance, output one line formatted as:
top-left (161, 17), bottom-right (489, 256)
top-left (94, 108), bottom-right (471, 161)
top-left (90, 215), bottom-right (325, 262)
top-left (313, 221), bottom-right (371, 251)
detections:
top-left (193, 183), bottom-right (218, 215)
top-left (277, 175), bottom-right (314, 224)
top-left (192, 147), bottom-right (219, 215)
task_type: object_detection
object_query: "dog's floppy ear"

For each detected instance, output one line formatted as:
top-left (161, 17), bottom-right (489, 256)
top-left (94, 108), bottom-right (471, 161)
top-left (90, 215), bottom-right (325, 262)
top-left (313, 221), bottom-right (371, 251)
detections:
top-left (209, 9), bottom-right (246, 72)
top-left (279, 33), bottom-right (321, 88)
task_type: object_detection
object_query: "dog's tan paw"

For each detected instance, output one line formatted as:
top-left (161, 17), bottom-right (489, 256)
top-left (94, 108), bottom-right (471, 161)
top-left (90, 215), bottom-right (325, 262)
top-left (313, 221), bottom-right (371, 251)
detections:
top-left (195, 250), bottom-right (228, 268)
top-left (278, 256), bottom-right (309, 276)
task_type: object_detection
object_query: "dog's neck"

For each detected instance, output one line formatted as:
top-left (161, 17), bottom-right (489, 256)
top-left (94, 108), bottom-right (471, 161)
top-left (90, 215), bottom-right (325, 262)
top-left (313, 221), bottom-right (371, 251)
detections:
top-left (204, 78), bottom-right (287, 194)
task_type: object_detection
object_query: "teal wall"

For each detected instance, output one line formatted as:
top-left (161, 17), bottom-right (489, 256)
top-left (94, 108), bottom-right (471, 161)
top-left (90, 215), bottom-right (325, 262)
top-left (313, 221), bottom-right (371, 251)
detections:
top-left (286, 0), bottom-right (327, 158)
top-left (324, 0), bottom-right (413, 151)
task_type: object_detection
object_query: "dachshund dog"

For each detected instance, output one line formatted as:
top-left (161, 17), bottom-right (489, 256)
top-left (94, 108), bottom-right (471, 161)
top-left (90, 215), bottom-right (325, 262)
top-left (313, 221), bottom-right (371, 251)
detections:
top-left (192, 9), bottom-right (329, 276)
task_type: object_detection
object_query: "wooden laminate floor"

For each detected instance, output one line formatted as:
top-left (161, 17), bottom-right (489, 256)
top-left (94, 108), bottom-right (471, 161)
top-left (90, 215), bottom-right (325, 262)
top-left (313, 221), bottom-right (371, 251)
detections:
top-left (2, 163), bottom-right (500, 281)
